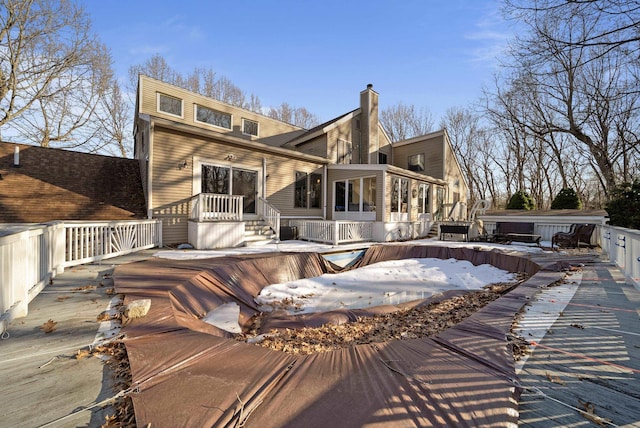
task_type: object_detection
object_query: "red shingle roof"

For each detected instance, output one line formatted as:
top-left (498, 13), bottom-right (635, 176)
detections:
top-left (0, 142), bottom-right (146, 223)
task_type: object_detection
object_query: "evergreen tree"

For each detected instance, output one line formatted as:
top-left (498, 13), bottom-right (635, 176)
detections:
top-left (506, 190), bottom-right (536, 210)
top-left (551, 188), bottom-right (582, 209)
top-left (606, 180), bottom-right (640, 229)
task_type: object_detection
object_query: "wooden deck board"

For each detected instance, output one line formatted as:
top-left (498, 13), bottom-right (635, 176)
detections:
top-left (516, 263), bottom-right (640, 427)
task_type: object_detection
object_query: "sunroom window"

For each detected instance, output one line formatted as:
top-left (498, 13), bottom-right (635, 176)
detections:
top-left (334, 177), bottom-right (376, 212)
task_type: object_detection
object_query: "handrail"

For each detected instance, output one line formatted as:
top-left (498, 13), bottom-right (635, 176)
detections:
top-left (258, 197), bottom-right (280, 241)
top-left (190, 193), bottom-right (243, 221)
top-left (469, 199), bottom-right (490, 222)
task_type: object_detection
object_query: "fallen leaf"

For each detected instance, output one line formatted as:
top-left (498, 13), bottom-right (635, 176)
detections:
top-left (76, 349), bottom-right (91, 360)
top-left (56, 296), bottom-right (70, 302)
top-left (40, 319), bottom-right (57, 333)
top-left (546, 372), bottom-right (565, 385)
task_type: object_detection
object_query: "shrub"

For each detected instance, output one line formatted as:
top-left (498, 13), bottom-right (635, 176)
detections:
top-left (606, 180), bottom-right (640, 229)
top-left (506, 190), bottom-right (536, 210)
top-left (551, 188), bottom-right (582, 209)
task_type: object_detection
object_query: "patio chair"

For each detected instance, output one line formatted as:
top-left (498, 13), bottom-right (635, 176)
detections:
top-left (552, 224), bottom-right (596, 249)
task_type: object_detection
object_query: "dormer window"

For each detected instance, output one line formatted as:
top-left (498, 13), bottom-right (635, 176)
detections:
top-left (157, 93), bottom-right (183, 117)
top-left (195, 105), bottom-right (232, 129)
top-left (242, 118), bottom-right (259, 137)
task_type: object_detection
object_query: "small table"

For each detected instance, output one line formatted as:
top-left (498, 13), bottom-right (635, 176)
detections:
top-left (505, 233), bottom-right (541, 246)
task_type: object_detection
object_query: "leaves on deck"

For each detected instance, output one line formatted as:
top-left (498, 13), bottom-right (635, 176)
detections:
top-left (578, 398), bottom-right (612, 426)
top-left (40, 319), bottom-right (57, 333)
top-left (545, 372), bottom-right (565, 385)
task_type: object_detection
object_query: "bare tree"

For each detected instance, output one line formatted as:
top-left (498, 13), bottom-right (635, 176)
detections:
top-left (94, 78), bottom-right (131, 157)
top-left (267, 102), bottom-right (319, 128)
top-left (380, 102), bottom-right (434, 142)
top-left (493, 4), bottom-right (639, 198)
top-left (0, 0), bottom-right (114, 151)
top-left (505, 0), bottom-right (640, 56)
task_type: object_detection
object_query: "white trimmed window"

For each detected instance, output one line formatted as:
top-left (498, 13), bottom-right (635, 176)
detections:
top-left (195, 105), bottom-right (232, 129)
top-left (157, 93), bottom-right (183, 117)
top-left (242, 118), bottom-right (259, 137)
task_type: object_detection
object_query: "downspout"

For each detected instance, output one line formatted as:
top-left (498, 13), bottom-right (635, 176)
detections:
top-left (323, 164), bottom-right (328, 219)
top-left (262, 157), bottom-right (267, 199)
top-left (147, 120), bottom-right (154, 219)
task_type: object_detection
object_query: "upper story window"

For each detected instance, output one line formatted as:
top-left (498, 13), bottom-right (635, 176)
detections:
top-left (337, 139), bottom-right (353, 164)
top-left (158, 93), bottom-right (183, 117)
top-left (408, 153), bottom-right (425, 172)
top-left (242, 118), bottom-right (259, 137)
top-left (195, 105), bottom-right (232, 129)
top-left (378, 152), bottom-right (388, 164)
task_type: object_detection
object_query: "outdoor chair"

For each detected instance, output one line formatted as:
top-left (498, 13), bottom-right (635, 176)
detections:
top-left (552, 224), bottom-right (596, 249)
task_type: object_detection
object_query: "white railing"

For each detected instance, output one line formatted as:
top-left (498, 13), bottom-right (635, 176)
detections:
top-left (469, 199), bottom-right (490, 222)
top-left (64, 220), bottom-right (162, 267)
top-left (0, 223), bottom-right (64, 324)
top-left (442, 201), bottom-right (468, 221)
top-left (0, 219), bottom-right (162, 325)
top-left (297, 220), bottom-right (373, 245)
top-left (258, 197), bottom-right (280, 240)
top-left (190, 193), bottom-right (244, 221)
top-left (600, 225), bottom-right (640, 288)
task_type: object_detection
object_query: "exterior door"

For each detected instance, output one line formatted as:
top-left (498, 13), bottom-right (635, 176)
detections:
top-left (201, 164), bottom-right (258, 216)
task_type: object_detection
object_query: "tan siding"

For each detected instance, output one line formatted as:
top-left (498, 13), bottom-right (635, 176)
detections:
top-left (150, 126), bottom-right (324, 242)
top-left (392, 136), bottom-right (444, 179)
top-left (139, 75), bottom-right (305, 147)
top-left (327, 120), bottom-right (356, 163)
top-left (444, 140), bottom-right (468, 204)
top-left (294, 135), bottom-right (328, 159)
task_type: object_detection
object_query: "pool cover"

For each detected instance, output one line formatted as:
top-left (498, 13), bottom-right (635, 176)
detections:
top-left (114, 245), bottom-right (563, 427)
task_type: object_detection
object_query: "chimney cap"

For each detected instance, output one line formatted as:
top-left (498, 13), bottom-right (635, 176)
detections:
top-left (367, 83), bottom-right (373, 89)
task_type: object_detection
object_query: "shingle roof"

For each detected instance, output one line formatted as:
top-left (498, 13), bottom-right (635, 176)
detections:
top-left (0, 142), bottom-right (146, 223)
top-left (285, 109), bottom-right (359, 146)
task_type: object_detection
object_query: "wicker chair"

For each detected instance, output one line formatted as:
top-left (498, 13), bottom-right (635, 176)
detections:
top-left (552, 224), bottom-right (596, 249)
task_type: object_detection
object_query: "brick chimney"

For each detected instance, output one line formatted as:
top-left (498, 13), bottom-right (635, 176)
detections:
top-left (359, 84), bottom-right (379, 164)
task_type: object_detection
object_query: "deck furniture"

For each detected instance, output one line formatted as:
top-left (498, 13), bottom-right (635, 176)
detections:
top-left (552, 224), bottom-right (596, 249)
top-left (490, 222), bottom-right (541, 246)
top-left (439, 224), bottom-right (470, 241)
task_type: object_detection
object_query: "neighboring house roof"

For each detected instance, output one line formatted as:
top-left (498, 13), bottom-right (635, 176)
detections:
top-left (0, 142), bottom-right (146, 223)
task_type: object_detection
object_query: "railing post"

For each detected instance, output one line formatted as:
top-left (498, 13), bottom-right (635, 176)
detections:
top-left (333, 221), bottom-right (340, 245)
top-left (198, 194), bottom-right (204, 222)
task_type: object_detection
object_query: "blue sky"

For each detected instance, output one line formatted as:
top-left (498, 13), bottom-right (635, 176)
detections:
top-left (82, 0), bottom-right (516, 124)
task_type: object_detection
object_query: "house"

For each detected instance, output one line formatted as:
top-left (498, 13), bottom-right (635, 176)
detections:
top-left (0, 142), bottom-right (146, 223)
top-left (134, 75), bottom-right (468, 248)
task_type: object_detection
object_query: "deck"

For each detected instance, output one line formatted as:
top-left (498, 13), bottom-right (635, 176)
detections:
top-left (0, 246), bottom-right (638, 427)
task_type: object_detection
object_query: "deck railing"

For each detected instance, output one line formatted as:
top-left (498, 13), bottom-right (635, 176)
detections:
top-left (258, 197), bottom-right (280, 240)
top-left (190, 193), bottom-right (244, 221)
top-left (0, 219), bottom-right (162, 325)
top-left (63, 220), bottom-right (162, 267)
top-left (296, 220), bottom-right (373, 245)
top-left (600, 224), bottom-right (640, 287)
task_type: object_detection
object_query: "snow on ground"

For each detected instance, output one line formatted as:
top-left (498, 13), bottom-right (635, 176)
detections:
top-left (254, 257), bottom-right (518, 315)
top-left (152, 238), bottom-right (542, 332)
top-left (154, 238), bottom-right (552, 260)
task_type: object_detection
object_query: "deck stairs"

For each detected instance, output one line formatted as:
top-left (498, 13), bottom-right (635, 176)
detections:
top-left (244, 220), bottom-right (277, 246)
top-left (426, 221), bottom-right (440, 239)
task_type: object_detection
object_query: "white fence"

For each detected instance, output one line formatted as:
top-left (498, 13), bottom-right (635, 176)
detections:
top-left (295, 220), bottom-right (373, 245)
top-left (0, 220), bottom-right (162, 325)
top-left (600, 224), bottom-right (640, 288)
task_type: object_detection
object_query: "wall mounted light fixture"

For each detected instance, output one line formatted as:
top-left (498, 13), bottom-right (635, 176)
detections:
top-left (225, 153), bottom-right (236, 161)
top-left (178, 159), bottom-right (188, 169)
top-left (412, 188), bottom-right (418, 198)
